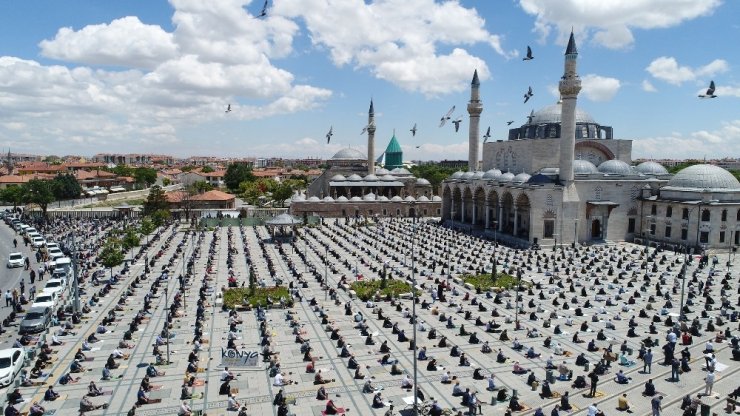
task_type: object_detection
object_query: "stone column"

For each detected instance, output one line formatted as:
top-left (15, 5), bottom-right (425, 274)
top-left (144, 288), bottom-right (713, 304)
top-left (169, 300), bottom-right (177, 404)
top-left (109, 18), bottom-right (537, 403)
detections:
top-left (485, 204), bottom-right (490, 229)
top-left (498, 206), bottom-right (503, 232)
top-left (472, 201), bottom-right (477, 225)
top-left (513, 209), bottom-right (519, 237)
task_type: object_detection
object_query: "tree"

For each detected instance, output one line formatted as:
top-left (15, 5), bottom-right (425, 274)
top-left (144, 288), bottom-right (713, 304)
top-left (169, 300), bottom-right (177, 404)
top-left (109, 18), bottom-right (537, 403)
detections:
top-left (51, 174), bottom-right (83, 200)
top-left (201, 165), bottom-right (215, 173)
top-left (224, 163), bottom-right (255, 191)
top-left (0, 186), bottom-right (25, 210)
top-left (122, 227), bottom-right (141, 254)
top-left (139, 217), bottom-right (155, 244)
top-left (111, 164), bottom-right (134, 177)
top-left (239, 181), bottom-right (262, 205)
top-left (192, 180), bottom-right (213, 193)
top-left (151, 209), bottom-right (171, 227)
top-left (142, 185), bottom-right (169, 216)
top-left (23, 179), bottom-right (55, 216)
top-left (272, 182), bottom-right (294, 207)
top-left (99, 238), bottom-right (125, 277)
top-left (134, 167), bottom-right (158, 187)
top-left (162, 178), bottom-right (172, 186)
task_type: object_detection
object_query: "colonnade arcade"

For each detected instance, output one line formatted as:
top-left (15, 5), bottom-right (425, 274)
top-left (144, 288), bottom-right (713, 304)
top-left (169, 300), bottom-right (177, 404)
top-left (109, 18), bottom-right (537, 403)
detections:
top-left (442, 184), bottom-right (534, 240)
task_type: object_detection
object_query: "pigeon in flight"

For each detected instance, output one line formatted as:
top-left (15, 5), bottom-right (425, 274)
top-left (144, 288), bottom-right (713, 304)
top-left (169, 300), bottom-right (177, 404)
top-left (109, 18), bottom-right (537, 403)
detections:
top-left (523, 46), bottom-right (534, 61)
top-left (523, 86), bottom-right (533, 104)
top-left (698, 80), bottom-right (717, 98)
top-left (257, 0), bottom-right (268, 18)
top-left (506, 120), bottom-right (514, 125)
top-left (482, 126), bottom-right (491, 143)
top-left (410, 123), bottom-right (417, 137)
top-left (225, 104), bottom-right (232, 113)
top-left (439, 106), bottom-right (455, 127)
top-left (452, 117), bottom-right (462, 133)
top-left (415, 145), bottom-right (421, 149)
top-left (326, 126), bottom-right (333, 144)
top-left (360, 122), bottom-right (375, 135)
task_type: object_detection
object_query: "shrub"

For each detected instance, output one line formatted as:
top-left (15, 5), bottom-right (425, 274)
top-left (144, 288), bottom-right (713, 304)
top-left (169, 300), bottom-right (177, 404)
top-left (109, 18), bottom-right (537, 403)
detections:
top-left (223, 286), bottom-right (293, 308)
top-left (462, 273), bottom-right (531, 290)
top-left (350, 279), bottom-right (415, 301)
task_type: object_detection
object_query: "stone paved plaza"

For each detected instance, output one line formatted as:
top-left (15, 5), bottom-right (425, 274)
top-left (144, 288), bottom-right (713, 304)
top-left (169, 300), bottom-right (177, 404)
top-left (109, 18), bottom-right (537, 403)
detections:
top-left (2, 216), bottom-right (739, 416)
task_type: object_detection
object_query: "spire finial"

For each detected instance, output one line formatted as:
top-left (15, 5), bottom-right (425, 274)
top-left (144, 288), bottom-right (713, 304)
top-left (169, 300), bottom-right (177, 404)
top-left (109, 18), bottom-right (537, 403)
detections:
top-left (565, 30), bottom-right (578, 55)
top-left (369, 98), bottom-right (374, 115)
top-left (471, 69), bottom-right (480, 87)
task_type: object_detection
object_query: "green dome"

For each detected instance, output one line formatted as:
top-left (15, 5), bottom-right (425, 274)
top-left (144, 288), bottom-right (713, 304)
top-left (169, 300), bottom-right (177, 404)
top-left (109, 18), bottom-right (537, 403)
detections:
top-left (386, 135), bottom-right (402, 154)
top-left (384, 134), bottom-right (403, 170)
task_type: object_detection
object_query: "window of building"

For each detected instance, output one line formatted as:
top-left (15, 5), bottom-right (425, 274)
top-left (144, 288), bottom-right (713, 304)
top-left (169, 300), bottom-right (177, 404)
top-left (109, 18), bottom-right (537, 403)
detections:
top-left (396, 209), bottom-right (401, 216)
top-left (665, 226), bottom-right (671, 238)
top-left (722, 209), bottom-right (727, 221)
top-left (382, 209), bottom-right (387, 216)
top-left (682, 208), bottom-right (689, 220)
top-left (354, 209), bottom-right (359, 217)
top-left (368, 210), bottom-right (373, 216)
top-left (548, 126), bottom-right (557, 138)
top-left (737, 209), bottom-right (740, 221)
top-left (423, 209), bottom-right (428, 216)
top-left (719, 231), bottom-right (725, 243)
top-left (341, 209), bottom-right (346, 217)
top-left (544, 220), bottom-right (555, 238)
top-left (650, 223), bottom-right (656, 235)
top-left (581, 126), bottom-right (588, 138)
top-left (651, 205), bottom-right (657, 215)
top-left (700, 231), bottom-right (709, 244)
top-left (681, 228), bottom-right (688, 240)
top-left (701, 210), bottom-right (710, 222)
top-left (666, 206), bottom-right (672, 217)
top-left (436, 208), bottom-right (441, 216)
top-left (628, 218), bottom-right (635, 233)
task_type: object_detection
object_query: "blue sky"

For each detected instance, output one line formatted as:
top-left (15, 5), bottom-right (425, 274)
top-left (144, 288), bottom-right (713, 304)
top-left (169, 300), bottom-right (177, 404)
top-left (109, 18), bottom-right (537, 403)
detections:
top-left (0, 0), bottom-right (737, 161)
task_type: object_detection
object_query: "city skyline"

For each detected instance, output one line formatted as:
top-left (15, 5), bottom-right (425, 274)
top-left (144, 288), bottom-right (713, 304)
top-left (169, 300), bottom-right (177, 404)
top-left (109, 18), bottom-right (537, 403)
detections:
top-left (0, 0), bottom-right (737, 160)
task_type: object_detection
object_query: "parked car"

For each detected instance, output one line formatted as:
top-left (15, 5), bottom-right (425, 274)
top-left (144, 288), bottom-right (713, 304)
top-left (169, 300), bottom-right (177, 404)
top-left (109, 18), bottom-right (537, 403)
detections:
top-left (19, 306), bottom-right (51, 334)
top-left (47, 247), bottom-right (64, 260)
top-left (31, 291), bottom-right (58, 311)
top-left (31, 236), bottom-right (46, 248)
top-left (0, 348), bottom-right (25, 387)
top-left (43, 279), bottom-right (66, 296)
top-left (6, 252), bottom-right (24, 268)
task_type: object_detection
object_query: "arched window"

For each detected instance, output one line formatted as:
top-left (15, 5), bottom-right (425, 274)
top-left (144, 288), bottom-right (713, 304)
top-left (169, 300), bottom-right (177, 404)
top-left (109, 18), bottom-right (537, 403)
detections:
top-left (682, 208), bottom-right (689, 220)
top-left (666, 206), bottom-right (672, 218)
top-left (701, 209), bottom-right (710, 222)
top-left (721, 209), bottom-right (727, 222)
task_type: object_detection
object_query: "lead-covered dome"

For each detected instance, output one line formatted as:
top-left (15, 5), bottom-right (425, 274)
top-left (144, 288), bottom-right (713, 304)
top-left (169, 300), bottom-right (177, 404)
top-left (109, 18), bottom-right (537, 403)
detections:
top-left (635, 161), bottom-right (669, 175)
top-left (530, 102), bottom-right (595, 125)
top-left (513, 173), bottom-right (531, 184)
top-left (573, 160), bottom-right (598, 175)
top-left (450, 171), bottom-right (464, 179)
top-left (598, 159), bottom-right (631, 175)
top-left (331, 148), bottom-right (366, 160)
top-left (482, 169), bottom-right (502, 179)
top-left (499, 172), bottom-right (515, 182)
top-left (667, 164), bottom-right (740, 190)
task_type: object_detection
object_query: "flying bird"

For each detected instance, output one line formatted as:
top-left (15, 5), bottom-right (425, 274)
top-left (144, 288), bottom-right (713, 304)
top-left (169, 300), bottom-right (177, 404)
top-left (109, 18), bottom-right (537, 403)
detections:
top-left (360, 122), bottom-right (375, 135)
top-left (257, 0), bottom-right (268, 18)
top-left (415, 145), bottom-right (421, 149)
top-left (523, 86), bottom-right (533, 104)
top-left (326, 126), bottom-right (333, 144)
top-left (698, 80), bottom-right (717, 98)
top-left (225, 104), bottom-right (232, 113)
top-left (523, 45), bottom-right (534, 61)
top-left (482, 126), bottom-right (491, 143)
top-left (506, 120), bottom-right (514, 125)
top-left (410, 123), bottom-right (417, 137)
top-left (451, 116), bottom-right (462, 133)
top-left (439, 105), bottom-right (455, 127)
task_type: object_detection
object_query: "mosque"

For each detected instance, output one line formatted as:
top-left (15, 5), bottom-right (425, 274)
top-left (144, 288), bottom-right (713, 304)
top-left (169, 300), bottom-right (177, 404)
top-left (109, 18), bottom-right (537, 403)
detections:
top-left (442, 32), bottom-right (740, 251)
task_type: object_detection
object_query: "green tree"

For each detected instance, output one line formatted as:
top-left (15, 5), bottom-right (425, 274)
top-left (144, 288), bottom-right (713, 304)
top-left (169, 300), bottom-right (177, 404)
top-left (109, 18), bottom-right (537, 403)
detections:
top-left (663, 160), bottom-right (701, 174)
top-left (142, 185), bottom-right (169, 216)
top-left (272, 182), bottom-right (294, 207)
top-left (224, 163), bottom-right (255, 191)
top-left (162, 178), bottom-right (172, 186)
top-left (151, 209), bottom-right (171, 227)
top-left (0, 186), bottom-right (26, 210)
top-left (99, 238), bottom-right (125, 277)
top-left (201, 165), bottom-right (215, 173)
top-left (122, 227), bottom-right (141, 252)
top-left (23, 179), bottom-right (55, 216)
top-left (51, 174), bottom-right (83, 200)
top-left (239, 181), bottom-right (262, 205)
top-left (134, 167), bottom-right (158, 187)
top-left (180, 165), bottom-right (195, 172)
top-left (111, 164), bottom-right (134, 177)
top-left (139, 217), bottom-right (155, 243)
top-left (192, 180), bottom-right (213, 193)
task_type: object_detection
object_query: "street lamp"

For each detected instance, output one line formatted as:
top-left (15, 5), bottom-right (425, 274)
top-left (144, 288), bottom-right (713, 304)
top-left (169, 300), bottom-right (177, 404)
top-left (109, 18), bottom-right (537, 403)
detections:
top-left (573, 218), bottom-right (579, 248)
top-left (324, 244), bottom-right (328, 301)
top-left (679, 247), bottom-right (688, 322)
top-left (514, 268), bottom-right (522, 330)
top-left (66, 232), bottom-right (81, 314)
top-left (492, 221), bottom-right (498, 281)
top-left (410, 207), bottom-right (419, 415)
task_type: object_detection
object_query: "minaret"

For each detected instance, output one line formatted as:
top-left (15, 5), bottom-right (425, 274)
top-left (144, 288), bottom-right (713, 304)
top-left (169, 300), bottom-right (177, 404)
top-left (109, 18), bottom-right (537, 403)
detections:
top-left (558, 31), bottom-right (582, 185)
top-left (467, 69), bottom-right (482, 171)
top-left (367, 99), bottom-right (376, 175)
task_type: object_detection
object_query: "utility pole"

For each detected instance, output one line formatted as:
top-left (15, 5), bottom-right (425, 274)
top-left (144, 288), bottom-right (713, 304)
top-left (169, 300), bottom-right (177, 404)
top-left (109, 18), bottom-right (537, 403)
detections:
top-left (69, 233), bottom-right (81, 314)
top-left (411, 212), bottom-right (419, 415)
top-left (164, 285), bottom-right (170, 364)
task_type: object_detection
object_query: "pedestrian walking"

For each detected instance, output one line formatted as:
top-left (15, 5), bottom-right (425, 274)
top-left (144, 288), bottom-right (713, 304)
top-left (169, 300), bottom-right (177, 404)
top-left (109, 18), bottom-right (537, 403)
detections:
top-left (671, 357), bottom-right (680, 382)
top-left (705, 371), bottom-right (715, 396)
top-left (38, 265), bottom-right (45, 281)
top-left (4, 290), bottom-right (11, 307)
top-left (643, 349), bottom-right (653, 374)
top-left (24, 257), bottom-right (30, 270)
top-left (651, 395), bottom-right (663, 416)
top-left (11, 289), bottom-right (18, 308)
top-left (13, 238), bottom-right (17, 248)
top-left (29, 286), bottom-right (36, 301)
top-left (19, 279), bottom-right (24, 296)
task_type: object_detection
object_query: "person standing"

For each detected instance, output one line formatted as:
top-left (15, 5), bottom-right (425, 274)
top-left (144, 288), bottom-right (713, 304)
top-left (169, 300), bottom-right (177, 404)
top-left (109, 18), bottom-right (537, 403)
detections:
top-left (705, 371), bottom-right (715, 396)
top-left (651, 395), bottom-right (663, 416)
top-left (671, 357), bottom-right (680, 382)
top-left (588, 372), bottom-right (599, 397)
top-left (5, 290), bottom-right (11, 307)
top-left (643, 349), bottom-right (653, 374)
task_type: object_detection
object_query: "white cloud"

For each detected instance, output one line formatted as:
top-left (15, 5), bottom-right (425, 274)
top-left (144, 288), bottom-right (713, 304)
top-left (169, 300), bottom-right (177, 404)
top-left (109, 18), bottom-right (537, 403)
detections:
top-left (633, 120), bottom-right (740, 158)
top-left (646, 56), bottom-right (728, 85)
top-left (519, 0), bottom-right (722, 49)
top-left (406, 141), bottom-right (469, 160)
top-left (641, 79), bottom-right (657, 92)
top-left (714, 84), bottom-right (740, 97)
top-left (39, 16), bottom-right (178, 69)
top-left (277, 0), bottom-right (512, 96)
top-left (580, 74), bottom-right (621, 102)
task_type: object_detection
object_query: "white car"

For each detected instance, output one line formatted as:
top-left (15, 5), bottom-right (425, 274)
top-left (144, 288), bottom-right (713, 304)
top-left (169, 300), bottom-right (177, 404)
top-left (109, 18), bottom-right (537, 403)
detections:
top-left (0, 348), bottom-right (24, 387)
top-left (24, 227), bottom-right (38, 236)
top-left (31, 236), bottom-right (45, 248)
top-left (31, 291), bottom-right (58, 311)
top-left (45, 242), bottom-right (60, 251)
top-left (47, 248), bottom-right (64, 261)
top-left (43, 279), bottom-right (66, 296)
top-left (7, 253), bottom-right (24, 268)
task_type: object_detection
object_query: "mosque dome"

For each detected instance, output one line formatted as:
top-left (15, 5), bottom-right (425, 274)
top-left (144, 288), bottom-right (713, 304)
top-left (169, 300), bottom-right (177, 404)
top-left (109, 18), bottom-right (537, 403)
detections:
top-left (416, 178), bottom-right (431, 186)
top-left (291, 194), bottom-right (306, 202)
top-left (331, 148), bottom-right (366, 160)
top-left (350, 196), bottom-right (362, 201)
top-left (598, 159), bottom-right (632, 175)
top-left (390, 167), bottom-right (411, 176)
top-left (432, 196), bottom-right (442, 202)
top-left (323, 196), bottom-right (334, 202)
top-left (363, 193), bottom-right (376, 201)
top-left (450, 171), bottom-right (465, 179)
top-left (376, 168), bottom-right (390, 175)
top-left (380, 174), bottom-right (397, 181)
top-left (471, 171), bottom-right (485, 179)
top-left (308, 196), bottom-right (320, 202)
top-left (364, 174), bottom-right (379, 181)
top-left (330, 174), bottom-right (346, 181)
top-left (512, 173), bottom-right (531, 184)
top-left (499, 172), bottom-right (515, 182)
top-left (482, 169), bottom-right (502, 179)
top-left (404, 196), bottom-right (416, 202)
top-left (336, 196), bottom-right (348, 202)
top-left (346, 174), bottom-right (363, 181)
top-left (461, 172), bottom-right (475, 180)
top-left (378, 196), bottom-right (389, 201)
top-left (391, 196), bottom-right (403, 202)
top-left (530, 102), bottom-right (596, 125)
top-left (573, 160), bottom-right (598, 175)
top-left (666, 164), bottom-right (740, 190)
top-left (635, 161), bottom-right (669, 175)
top-left (417, 195), bottom-right (430, 202)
